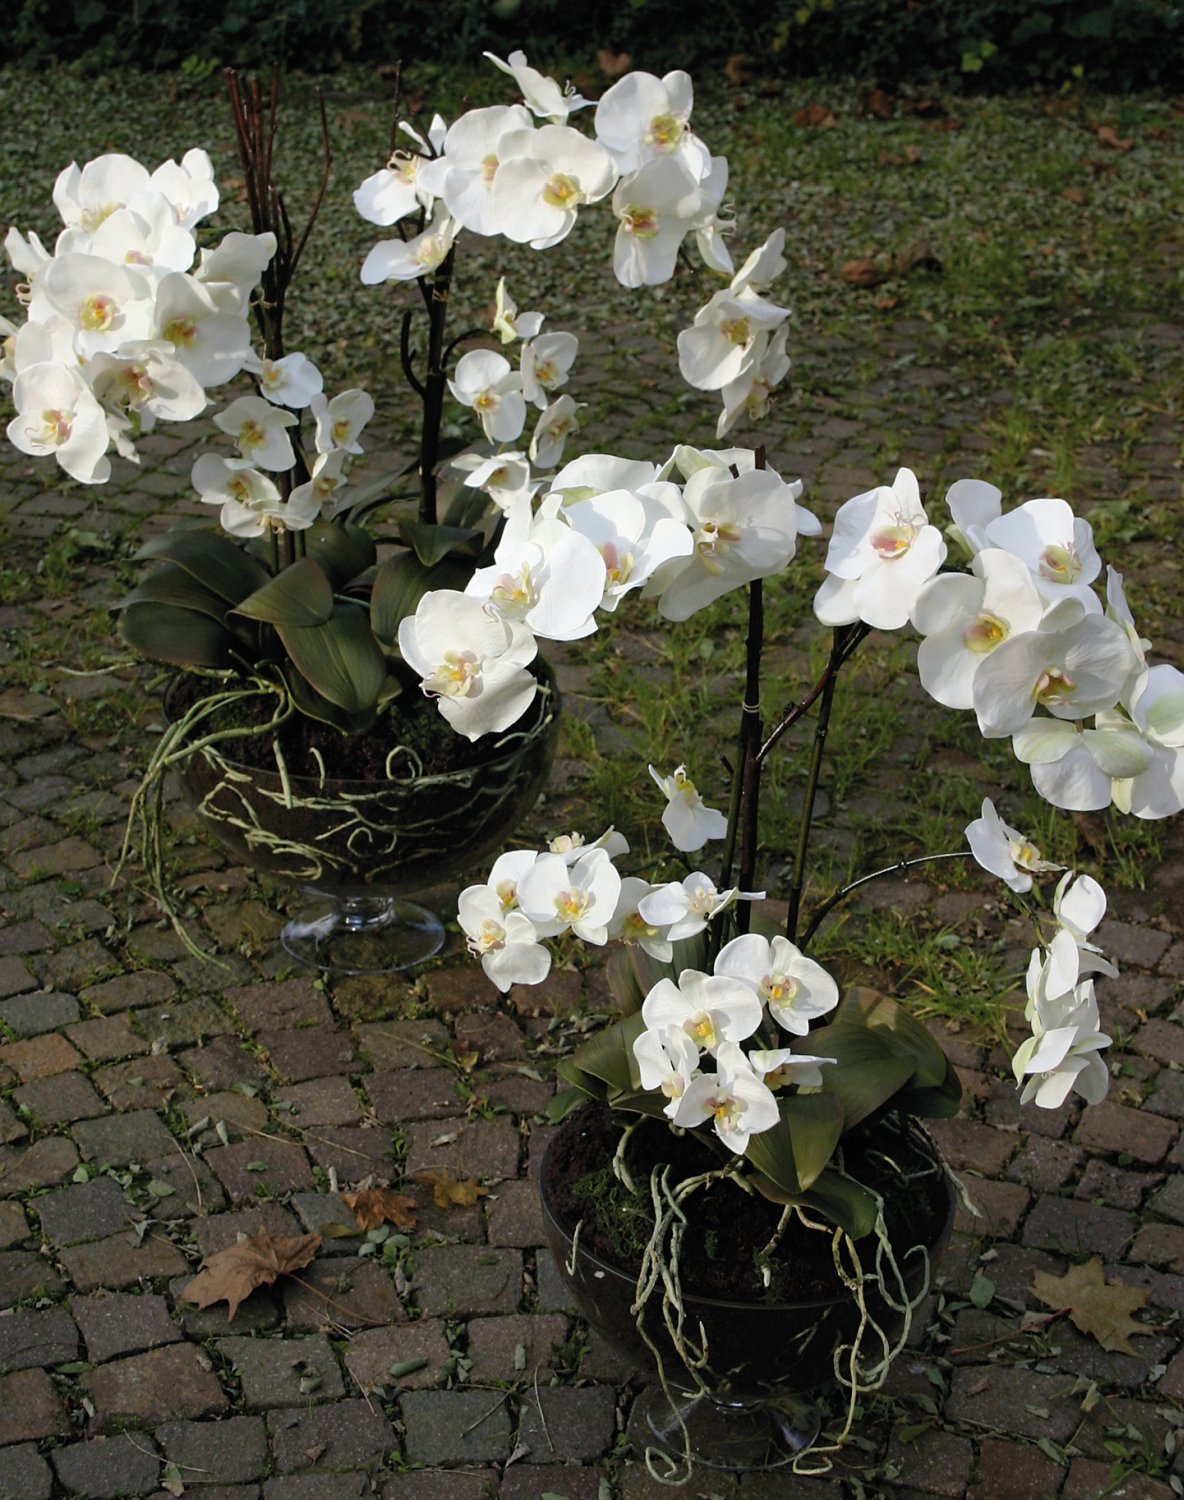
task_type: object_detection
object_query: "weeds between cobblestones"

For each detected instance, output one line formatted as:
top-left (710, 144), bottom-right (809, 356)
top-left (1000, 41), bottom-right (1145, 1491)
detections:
top-left (0, 59), bottom-right (1182, 1500)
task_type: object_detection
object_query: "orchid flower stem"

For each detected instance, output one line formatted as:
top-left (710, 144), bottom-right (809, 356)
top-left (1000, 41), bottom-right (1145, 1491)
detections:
top-left (418, 246), bottom-right (457, 526)
top-left (800, 850), bottom-right (969, 948)
top-left (735, 578), bottom-right (764, 936)
top-left (783, 624), bottom-right (867, 946)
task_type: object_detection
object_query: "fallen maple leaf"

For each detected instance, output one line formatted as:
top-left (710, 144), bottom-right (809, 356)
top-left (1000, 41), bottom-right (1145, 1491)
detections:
top-left (794, 104), bottom-right (837, 129)
top-left (842, 255), bottom-right (892, 287)
top-left (597, 48), bottom-right (632, 77)
top-left (180, 1225), bottom-right (322, 1322)
top-left (416, 1170), bottom-right (491, 1209)
top-left (341, 1188), bottom-right (418, 1232)
top-left (864, 86), bottom-right (895, 120)
top-left (1061, 185), bottom-right (1087, 205)
top-left (1031, 1258), bottom-right (1151, 1355)
top-left (723, 54), bottom-right (753, 87)
top-left (1096, 124), bottom-right (1134, 152)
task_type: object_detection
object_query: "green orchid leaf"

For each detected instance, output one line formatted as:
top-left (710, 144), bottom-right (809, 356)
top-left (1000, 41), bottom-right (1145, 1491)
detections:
top-left (303, 518), bottom-right (376, 585)
top-left (833, 988), bottom-right (951, 1089)
top-left (795, 1168), bottom-right (881, 1241)
top-left (607, 1087), bottom-right (675, 1122)
top-left (277, 603), bottom-right (389, 715)
top-left (117, 601), bottom-right (234, 670)
top-left (568, 1011), bottom-right (647, 1095)
top-left (894, 1059), bottom-right (963, 1120)
top-left (605, 932), bottom-right (711, 1014)
top-left (118, 565), bottom-right (232, 624)
top-left (399, 520), bottom-right (483, 567)
top-left (802, 1024), bottom-right (917, 1130)
top-left (134, 529), bottom-right (269, 604)
top-left (333, 460), bottom-right (416, 518)
top-left (369, 551), bottom-right (470, 646)
top-left (744, 1092), bottom-right (844, 1197)
top-left (281, 663), bottom-right (378, 736)
top-left (232, 556), bottom-right (335, 627)
top-left (547, 1085), bottom-right (588, 1124)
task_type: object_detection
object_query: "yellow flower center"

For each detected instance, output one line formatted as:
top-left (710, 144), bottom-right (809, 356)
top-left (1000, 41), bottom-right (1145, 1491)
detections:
top-left (696, 520), bottom-right (741, 574)
top-left (1033, 667), bottom-right (1075, 705)
top-left (601, 542), bottom-right (634, 587)
top-left (685, 1014), bottom-right (717, 1048)
top-left (237, 419), bottom-right (267, 451)
top-left (622, 206), bottom-right (659, 238)
top-left (79, 293), bottom-right (116, 332)
top-left (80, 202), bottom-right (119, 233)
top-left (646, 112), bottom-right (684, 151)
top-left (542, 173), bottom-right (580, 210)
top-left (494, 878), bottom-right (518, 910)
top-left (870, 520), bottom-right (917, 560)
top-left (763, 972), bottom-right (799, 1007)
top-left (163, 316), bottom-right (197, 348)
top-left (1009, 838), bottom-right (1043, 868)
top-left (37, 408), bottom-right (72, 445)
top-left (428, 649), bottom-right (481, 698)
top-left (963, 612), bottom-right (1009, 654)
top-left (720, 316), bottom-right (751, 347)
top-left (554, 887), bottom-right (590, 922)
top-left (1039, 543), bottom-right (1080, 585)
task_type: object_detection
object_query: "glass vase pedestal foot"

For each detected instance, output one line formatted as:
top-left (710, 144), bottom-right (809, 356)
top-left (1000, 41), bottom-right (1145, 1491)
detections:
top-left (632, 1384), bottom-right (821, 1471)
top-left (281, 893), bottom-right (444, 975)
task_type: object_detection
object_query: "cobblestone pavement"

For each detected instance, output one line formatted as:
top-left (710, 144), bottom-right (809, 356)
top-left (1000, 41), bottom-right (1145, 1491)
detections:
top-left (0, 286), bottom-right (1181, 1500)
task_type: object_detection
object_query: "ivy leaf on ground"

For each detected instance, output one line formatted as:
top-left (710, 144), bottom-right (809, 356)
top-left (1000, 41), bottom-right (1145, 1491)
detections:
top-left (416, 1170), bottom-right (491, 1209)
top-left (180, 1224), bottom-right (322, 1322)
top-left (1031, 1258), bottom-right (1151, 1355)
top-left (341, 1188), bottom-right (418, 1231)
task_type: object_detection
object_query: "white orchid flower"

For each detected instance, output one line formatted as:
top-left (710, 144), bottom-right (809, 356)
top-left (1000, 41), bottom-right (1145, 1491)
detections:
top-left (595, 69), bottom-right (708, 177)
top-left (6, 362), bottom-right (111, 483)
top-left (417, 105), bottom-right (535, 236)
top-left (1052, 872), bottom-right (1118, 978)
top-left (483, 849), bottom-right (540, 912)
top-left (713, 933), bottom-right (839, 1036)
top-left (520, 330), bottom-right (578, 408)
top-left (75, 197), bottom-right (197, 278)
top-left (944, 477), bottom-right (1003, 556)
top-left (1013, 977), bottom-right (1111, 1109)
top-left (53, 153), bottom-right (152, 231)
top-left (466, 510), bottom-right (606, 641)
top-left (964, 798), bottom-right (1063, 893)
top-left (397, 589), bottom-right (538, 741)
top-left (984, 497), bottom-right (1102, 608)
top-left (648, 763), bottom-right (728, 852)
top-left (673, 1041), bottom-right (780, 1154)
top-left (485, 50), bottom-right (587, 123)
top-left (1013, 709), bottom-right (1154, 812)
top-left (633, 1024), bottom-right (701, 1115)
top-left (611, 156), bottom-right (706, 288)
top-left (911, 548), bottom-right (1047, 711)
top-left (491, 278), bottom-right (544, 344)
top-left (449, 348), bottom-right (528, 444)
top-left (715, 324), bottom-right (791, 439)
top-left (747, 1048), bottom-right (835, 1091)
top-left (677, 284), bottom-right (789, 392)
top-left (563, 487), bottom-right (693, 612)
top-left (515, 848), bottom-right (622, 944)
top-left (212, 394), bottom-right (298, 472)
top-left (38, 252), bottom-right (154, 358)
top-left (89, 342), bottom-right (207, 428)
top-left (548, 451), bottom-right (659, 502)
top-left (1112, 665), bottom-right (1184, 818)
top-left (814, 467), bottom-right (947, 632)
top-left (153, 272), bottom-right (254, 387)
top-left (310, 389), bottom-right (375, 456)
top-left (288, 449), bottom-right (349, 518)
top-left (529, 395), bottom-right (582, 469)
top-left (193, 231), bottom-right (277, 309)
top-left (638, 873), bottom-right (760, 943)
top-left (457, 885), bottom-right (551, 993)
top-left (491, 125), bottom-right (617, 249)
top-left (360, 205), bottom-right (459, 285)
top-left (641, 971), bottom-right (764, 1055)
top-left (149, 148), bottom-right (220, 230)
top-left (972, 614), bottom-right (1140, 739)
top-left (654, 464), bottom-right (803, 621)
top-left (256, 352), bottom-right (323, 409)
top-left (546, 827), bottom-right (629, 865)
top-left (452, 450), bottom-right (538, 512)
top-left (354, 123), bottom-right (446, 226)
top-left (606, 876), bottom-right (675, 962)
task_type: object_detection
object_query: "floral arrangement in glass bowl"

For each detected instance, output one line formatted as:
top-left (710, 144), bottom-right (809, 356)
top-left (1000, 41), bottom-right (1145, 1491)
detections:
top-left (0, 57), bottom-right (797, 967)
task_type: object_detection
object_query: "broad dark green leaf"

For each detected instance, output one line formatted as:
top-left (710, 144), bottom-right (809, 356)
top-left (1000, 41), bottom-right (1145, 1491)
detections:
top-left (795, 1168), bottom-right (880, 1241)
top-left (369, 551), bottom-right (470, 646)
top-left (118, 565), bottom-right (231, 624)
top-left (802, 1023), bottom-right (917, 1131)
top-left (232, 556), bottom-right (335, 627)
top-left (303, 519), bottom-right (376, 585)
top-left (281, 662), bottom-right (378, 736)
top-left (833, 988), bottom-right (951, 1089)
top-left (744, 1092), bottom-right (844, 1196)
top-left (134, 530), bottom-right (269, 604)
top-left (278, 604), bottom-right (388, 715)
top-left (569, 1011), bottom-right (647, 1095)
top-left (117, 601), bottom-right (233, 669)
top-left (399, 520), bottom-right (482, 567)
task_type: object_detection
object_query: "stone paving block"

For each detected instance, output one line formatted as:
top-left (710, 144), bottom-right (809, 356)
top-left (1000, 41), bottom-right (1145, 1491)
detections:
top-left (259, 1028), bottom-right (358, 1081)
top-left (1101, 920), bottom-right (1171, 968)
top-left (368, 1067), bottom-right (466, 1122)
top-left (174, 1276), bottom-right (280, 1339)
top-left (404, 1118), bottom-right (520, 1183)
top-left (139, 996), bottom-right (235, 1048)
top-left (1062, 1456), bottom-right (1176, 1499)
top-left (422, 966), bottom-right (497, 1014)
top-left (80, 970), bottom-right (178, 1013)
top-left (35, 1175), bottom-right (132, 1245)
top-left (71, 1292), bottom-right (180, 1363)
top-left (262, 1476), bottom-right (369, 1500)
top-left (190, 1203), bottom-right (305, 1258)
top-left (289, 1193), bottom-right (367, 1251)
top-left (92, 1055), bottom-right (187, 1111)
top-left (516, 1383), bottom-right (616, 1463)
top-left (0, 1442), bottom-right (53, 1498)
top-left (412, 1245), bottom-right (522, 1318)
top-left (0, 1306), bottom-right (79, 1373)
top-left (927, 1117), bottom-right (1019, 1176)
top-left (9, 834), bottom-right (103, 880)
top-left (33, 936), bottom-right (118, 991)
top-left (178, 1034), bottom-right (265, 1090)
top-left (506, 966), bottom-right (584, 1020)
top-left (1022, 1195), bottom-right (1133, 1259)
top-left (1004, 1134), bottom-right (1084, 1192)
top-left (206, 1136), bottom-right (316, 1201)
top-left (1074, 1395), bottom-right (1172, 1463)
top-left (1130, 1222), bottom-right (1184, 1272)
top-left (966, 1433), bottom-right (1070, 1500)
top-left (218, 1333), bottom-right (346, 1410)
top-left (304, 1125), bottom-right (396, 1184)
top-left (0, 990), bottom-right (80, 1035)
top-left (1076, 1158), bottom-right (1158, 1212)
top-left (0, 1098), bottom-right (24, 1146)
top-left (65, 1013), bottom-right (147, 1062)
top-left (226, 979), bottom-right (332, 1033)
top-left (454, 1012), bottom-right (526, 1063)
top-left (156, 1415), bottom-right (268, 1484)
top-left (181, 1090), bottom-right (269, 1140)
top-left (466, 1314), bottom-right (570, 1383)
top-left (267, 1398), bottom-right (396, 1473)
top-left (0, 1202), bottom-right (28, 1250)
top-left (945, 1365), bottom-right (1080, 1442)
top-left (958, 1176), bottom-right (1030, 1240)
top-left (82, 1343), bottom-right (227, 1432)
top-left (1132, 1018), bottom-right (1184, 1070)
top-left (401, 1389), bottom-right (514, 1464)
top-left (0, 1132), bottom-right (78, 1191)
top-left (0, 918), bottom-right (52, 958)
top-left (476, 1069), bottom-right (553, 1118)
top-left (281, 1257), bottom-right (403, 1332)
top-left (0, 1367), bottom-right (70, 1443)
top-left (535, 1248), bottom-right (579, 1314)
top-left (355, 1019), bottom-right (450, 1070)
top-left (0, 1249), bottom-right (66, 1307)
top-left (499, 1466), bottom-right (604, 1500)
top-left (486, 1178), bottom-right (546, 1249)
top-left (14, 1069), bottom-right (107, 1124)
top-left (0, 1031), bottom-right (83, 1081)
top-left (59, 1229), bottom-right (189, 1293)
top-left (0, 956), bottom-right (35, 999)
top-left (343, 1320), bottom-right (452, 1392)
top-left (1073, 1099), bottom-right (1178, 1163)
top-left (276, 1076), bottom-right (364, 1126)
top-left (51, 1434), bottom-right (161, 1499)
top-left (381, 1474), bottom-right (496, 1500)
top-left (72, 1107), bottom-right (178, 1166)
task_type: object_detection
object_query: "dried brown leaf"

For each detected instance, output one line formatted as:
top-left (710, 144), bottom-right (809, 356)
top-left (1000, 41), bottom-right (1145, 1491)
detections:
top-left (180, 1224), bottom-right (322, 1322)
top-left (1032, 1259), bottom-right (1151, 1355)
top-left (597, 49), bottom-right (632, 77)
top-left (864, 87), bottom-right (895, 120)
top-left (842, 255), bottom-right (891, 288)
top-left (795, 104), bottom-right (837, 130)
top-left (340, 1187), bottom-right (418, 1232)
top-left (723, 54), bottom-right (753, 87)
top-left (1096, 124), bottom-right (1134, 152)
top-left (416, 1170), bottom-right (491, 1209)
top-left (1061, 186), bottom-right (1087, 205)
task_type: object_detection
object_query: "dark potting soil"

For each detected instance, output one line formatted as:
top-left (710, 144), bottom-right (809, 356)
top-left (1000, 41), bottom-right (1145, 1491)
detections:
top-left (543, 1099), bottom-right (951, 1305)
top-left (167, 668), bottom-right (537, 782)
